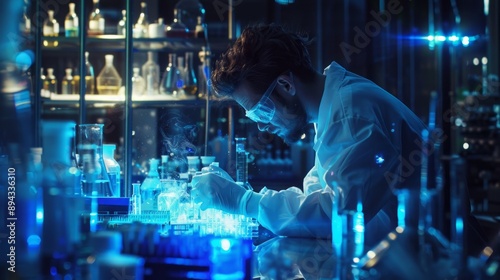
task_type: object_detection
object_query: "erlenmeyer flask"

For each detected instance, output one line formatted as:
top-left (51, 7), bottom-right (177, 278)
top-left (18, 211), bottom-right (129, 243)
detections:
top-left (77, 124), bottom-right (112, 197)
top-left (96, 54), bottom-right (122, 95)
top-left (160, 53), bottom-right (182, 96)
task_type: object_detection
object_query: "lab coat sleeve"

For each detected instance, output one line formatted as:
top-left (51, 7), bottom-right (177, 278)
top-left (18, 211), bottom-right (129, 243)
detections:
top-left (257, 186), bottom-right (336, 238)
top-left (256, 118), bottom-right (401, 239)
top-left (303, 166), bottom-right (322, 195)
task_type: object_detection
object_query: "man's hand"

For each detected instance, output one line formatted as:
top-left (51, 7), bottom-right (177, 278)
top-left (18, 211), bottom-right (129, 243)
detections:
top-left (191, 171), bottom-right (250, 214)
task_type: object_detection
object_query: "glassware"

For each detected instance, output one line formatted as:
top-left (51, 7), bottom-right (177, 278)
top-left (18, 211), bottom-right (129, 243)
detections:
top-left (235, 137), bottom-right (251, 190)
top-left (183, 52), bottom-right (198, 96)
top-left (61, 68), bottom-right (76, 95)
top-left (174, 0), bottom-right (205, 32)
top-left (40, 67), bottom-right (51, 97)
top-left (103, 144), bottom-right (121, 197)
top-left (133, 2), bottom-right (149, 38)
top-left (43, 10), bottom-right (59, 47)
top-left (141, 158), bottom-right (161, 211)
top-left (65, 3), bottom-right (78, 37)
top-left (76, 124), bottom-right (112, 197)
top-left (117, 10), bottom-right (126, 36)
top-left (142, 52), bottom-right (160, 95)
top-left (131, 67), bottom-right (145, 96)
top-left (130, 182), bottom-right (142, 215)
top-left (20, 4), bottom-right (31, 34)
top-left (96, 54), bottom-right (122, 95)
top-left (84, 51), bottom-right (95, 94)
top-left (44, 68), bottom-right (57, 94)
top-left (160, 53), bottom-right (182, 96)
top-left (166, 9), bottom-right (189, 38)
top-left (88, 0), bottom-right (105, 36)
top-left (194, 16), bottom-right (205, 38)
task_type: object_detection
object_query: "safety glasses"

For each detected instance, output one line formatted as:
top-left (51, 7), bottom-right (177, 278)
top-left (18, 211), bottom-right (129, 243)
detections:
top-left (245, 78), bottom-right (278, 124)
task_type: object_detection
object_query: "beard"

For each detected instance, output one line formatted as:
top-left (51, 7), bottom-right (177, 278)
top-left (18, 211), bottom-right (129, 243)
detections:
top-left (279, 98), bottom-right (310, 144)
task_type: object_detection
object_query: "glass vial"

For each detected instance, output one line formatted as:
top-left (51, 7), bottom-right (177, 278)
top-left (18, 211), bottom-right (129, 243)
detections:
top-left (166, 9), bottom-right (189, 38)
top-left (160, 53), bottom-right (181, 96)
top-left (20, 5), bottom-right (31, 34)
top-left (183, 52), bottom-right (198, 96)
top-left (61, 68), bottom-right (75, 95)
top-left (141, 158), bottom-right (161, 211)
top-left (133, 2), bottom-right (149, 38)
top-left (117, 10), bottom-right (126, 36)
top-left (84, 51), bottom-right (96, 95)
top-left (88, 0), bottom-right (105, 36)
top-left (194, 16), bottom-right (205, 38)
top-left (44, 68), bottom-right (57, 94)
top-left (65, 3), bottom-right (78, 37)
top-left (131, 67), bottom-right (145, 96)
top-left (130, 183), bottom-right (142, 215)
top-left (235, 137), bottom-right (251, 189)
top-left (142, 52), bottom-right (160, 95)
top-left (96, 54), bottom-right (122, 95)
top-left (43, 10), bottom-right (59, 47)
top-left (103, 144), bottom-right (121, 198)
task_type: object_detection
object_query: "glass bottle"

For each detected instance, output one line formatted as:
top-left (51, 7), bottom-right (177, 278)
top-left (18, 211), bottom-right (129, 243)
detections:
top-left (64, 3), bottom-right (79, 37)
top-left (194, 16), bottom-right (205, 38)
top-left (40, 68), bottom-right (50, 97)
top-left (141, 158), bottom-right (161, 211)
top-left (160, 53), bottom-right (181, 96)
top-left (134, 2), bottom-right (149, 38)
top-left (166, 9), bottom-right (189, 38)
top-left (183, 52), bottom-right (198, 96)
top-left (84, 51), bottom-right (95, 95)
top-left (130, 183), bottom-right (142, 215)
top-left (20, 5), bottom-right (31, 35)
top-left (77, 124), bottom-right (112, 197)
top-left (117, 10), bottom-right (126, 36)
top-left (131, 67), bottom-right (145, 96)
top-left (235, 138), bottom-right (251, 190)
top-left (103, 144), bottom-right (121, 198)
top-left (141, 52), bottom-right (160, 95)
top-left (44, 68), bottom-right (57, 94)
top-left (96, 54), bottom-right (122, 95)
top-left (88, 0), bottom-right (105, 36)
top-left (61, 68), bottom-right (75, 95)
top-left (43, 10), bottom-right (59, 47)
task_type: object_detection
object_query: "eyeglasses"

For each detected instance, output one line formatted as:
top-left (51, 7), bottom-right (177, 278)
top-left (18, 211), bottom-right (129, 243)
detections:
top-left (245, 78), bottom-right (278, 124)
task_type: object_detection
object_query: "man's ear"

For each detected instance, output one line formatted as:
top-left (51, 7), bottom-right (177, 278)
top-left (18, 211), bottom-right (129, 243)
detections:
top-left (277, 73), bottom-right (296, 96)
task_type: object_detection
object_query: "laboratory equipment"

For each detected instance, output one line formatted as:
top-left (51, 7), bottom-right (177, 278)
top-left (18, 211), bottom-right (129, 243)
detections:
top-left (83, 51), bottom-right (95, 95)
top-left (187, 156), bottom-right (200, 172)
top-left (160, 155), bottom-right (169, 179)
top-left (103, 144), bottom-right (121, 197)
top-left (142, 52), bottom-right (160, 95)
top-left (183, 52), bottom-right (198, 96)
top-left (134, 2), bottom-right (149, 38)
top-left (200, 156), bottom-right (216, 168)
top-left (41, 121), bottom-right (84, 278)
top-left (166, 8), bottom-right (189, 38)
top-left (141, 158), bottom-right (161, 211)
top-left (131, 67), bottom-right (145, 96)
top-left (64, 3), bottom-right (78, 37)
top-left (174, 0), bottom-right (206, 32)
top-left (43, 10), bottom-right (59, 47)
top-left (44, 68), bottom-right (57, 94)
top-left (194, 16), bottom-right (205, 38)
top-left (77, 124), bottom-right (112, 197)
top-left (235, 137), bottom-right (252, 190)
top-left (160, 53), bottom-right (182, 96)
top-left (96, 54), bottom-right (122, 95)
top-left (117, 10), bottom-right (126, 36)
top-left (130, 182), bottom-right (142, 215)
top-left (61, 68), bottom-right (75, 95)
top-left (88, 0), bottom-right (105, 36)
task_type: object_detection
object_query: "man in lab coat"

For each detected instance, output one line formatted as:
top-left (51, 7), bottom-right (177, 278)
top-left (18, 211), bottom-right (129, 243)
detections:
top-left (191, 24), bottom-right (430, 244)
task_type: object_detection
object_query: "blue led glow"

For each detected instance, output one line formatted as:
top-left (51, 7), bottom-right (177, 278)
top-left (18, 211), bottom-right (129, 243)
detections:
top-left (27, 235), bottom-right (41, 246)
top-left (375, 154), bottom-right (385, 166)
top-left (220, 239), bottom-right (231, 251)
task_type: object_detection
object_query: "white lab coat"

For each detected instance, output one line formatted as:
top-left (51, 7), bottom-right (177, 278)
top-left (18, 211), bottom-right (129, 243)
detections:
top-left (256, 62), bottom-right (427, 243)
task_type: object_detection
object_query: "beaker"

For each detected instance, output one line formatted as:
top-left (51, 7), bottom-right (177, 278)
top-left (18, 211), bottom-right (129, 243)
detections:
top-left (76, 124), bottom-right (112, 197)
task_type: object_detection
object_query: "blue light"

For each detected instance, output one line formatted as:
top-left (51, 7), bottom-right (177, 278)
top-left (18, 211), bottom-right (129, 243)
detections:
top-left (462, 36), bottom-right (470, 46)
top-left (220, 239), bottom-right (231, 251)
top-left (27, 235), bottom-right (41, 246)
top-left (375, 154), bottom-right (385, 166)
top-left (426, 35), bottom-right (434, 41)
top-left (448, 35), bottom-right (459, 42)
top-left (435, 35), bottom-right (446, 42)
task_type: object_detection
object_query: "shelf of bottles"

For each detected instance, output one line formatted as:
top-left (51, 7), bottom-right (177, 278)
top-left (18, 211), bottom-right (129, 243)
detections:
top-left (453, 79), bottom-right (500, 214)
top-left (33, 0), bottom-right (212, 106)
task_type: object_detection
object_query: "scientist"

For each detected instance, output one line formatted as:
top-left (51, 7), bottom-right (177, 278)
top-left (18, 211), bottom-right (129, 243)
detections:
top-left (191, 24), bottom-right (428, 242)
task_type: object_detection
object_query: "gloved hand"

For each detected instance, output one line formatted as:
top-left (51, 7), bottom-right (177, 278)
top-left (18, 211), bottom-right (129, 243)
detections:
top-left (200, 164), bottom-right (233, 181)
top-left (191, 171), bottom-right (253, 215)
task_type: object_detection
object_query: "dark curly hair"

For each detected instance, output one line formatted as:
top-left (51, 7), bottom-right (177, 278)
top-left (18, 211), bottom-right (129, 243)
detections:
top-left (211, 23), bottom-right (316, 98)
